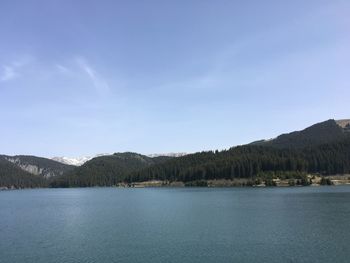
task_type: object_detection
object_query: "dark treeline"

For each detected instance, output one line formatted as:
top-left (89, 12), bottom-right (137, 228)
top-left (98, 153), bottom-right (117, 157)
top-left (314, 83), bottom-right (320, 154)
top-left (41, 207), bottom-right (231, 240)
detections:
top-left (127, 137), bottom-right (350, 183)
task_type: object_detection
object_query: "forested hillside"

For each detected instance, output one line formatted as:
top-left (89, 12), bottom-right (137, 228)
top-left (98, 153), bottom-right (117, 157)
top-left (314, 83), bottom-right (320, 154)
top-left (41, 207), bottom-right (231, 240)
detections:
top-left (2, 119), bottom-right (350, 189)
top-left (129, 137), bottom-right (350, 183)
top-left (252, 119), bottom-right (350, 148)
top-left (0, 158), bottom-right (47, 188)
top-left (0, 155), bottom-right (74, 188)
top-left (2, 155), bottom-right (75, 178)
top-left (50, 152), bottom-right (172, 187)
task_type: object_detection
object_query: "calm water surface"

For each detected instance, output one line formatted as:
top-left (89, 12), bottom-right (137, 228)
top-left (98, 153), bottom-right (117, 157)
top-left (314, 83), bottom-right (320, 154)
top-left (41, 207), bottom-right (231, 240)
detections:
top-left (1, 186), bottom-right (350, 263)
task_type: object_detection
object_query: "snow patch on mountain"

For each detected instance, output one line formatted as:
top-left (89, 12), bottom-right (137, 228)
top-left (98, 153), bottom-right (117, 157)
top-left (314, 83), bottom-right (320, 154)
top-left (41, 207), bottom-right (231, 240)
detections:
top-left (52, 154), bottom-right (111, 166)
top-left (52, 152), bottom-right (188, 166)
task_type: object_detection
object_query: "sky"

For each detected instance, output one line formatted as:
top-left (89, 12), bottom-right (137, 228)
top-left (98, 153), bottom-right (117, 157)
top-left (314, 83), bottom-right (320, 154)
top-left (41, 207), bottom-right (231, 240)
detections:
top-left (0, 0), bottom-right (349, 157)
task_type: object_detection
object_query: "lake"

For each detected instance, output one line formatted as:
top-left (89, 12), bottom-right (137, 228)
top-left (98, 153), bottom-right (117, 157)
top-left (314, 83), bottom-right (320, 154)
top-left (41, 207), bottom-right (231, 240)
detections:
top-left (1, 186), bottom-right (350, 263)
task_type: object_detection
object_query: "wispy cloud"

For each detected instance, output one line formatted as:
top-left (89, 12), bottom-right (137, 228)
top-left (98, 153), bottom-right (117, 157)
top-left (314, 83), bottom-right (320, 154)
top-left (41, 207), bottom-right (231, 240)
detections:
top-left (76, 57), bottom-right (110, 94)
top-left (55, 64), bottom-right (71, 74)
top-left (0, 57), bottom-right (33, 82)
top-left (0, 65), bottom-right (17, 81)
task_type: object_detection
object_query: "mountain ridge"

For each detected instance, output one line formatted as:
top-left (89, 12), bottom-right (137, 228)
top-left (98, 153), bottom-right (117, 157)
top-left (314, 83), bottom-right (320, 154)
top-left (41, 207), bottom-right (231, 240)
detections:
top-left (1, 155), bottom-right (75, 178)
top-left (2, 118), bottom-right (350, 188)
top-left (251, 119), bottom-right (350, 148)
top-left (52, 152), bottom-right (188, 166)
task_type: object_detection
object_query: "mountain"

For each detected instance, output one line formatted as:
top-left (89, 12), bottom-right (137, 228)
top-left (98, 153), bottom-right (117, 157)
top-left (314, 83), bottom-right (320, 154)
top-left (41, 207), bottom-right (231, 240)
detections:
top-left (0, 157), bottom-right (47, 188)
top-left (129, 119), bottom-right (350, 184)
top-left (52, 153), bottom-right (187, 166)
top-left (251, 119), bottom-right (350, 149)
top-left (0, 155), bottom-right (75, 178)
top-left (50, 152), bottom-right (173, 187)
top-left (51, 154), bottom-right (100, 166)
top-left (51, 156), bottom-right (92, 166)
top-left (51, 153), bottom-right (111, 166)
top-left (2, 119), bottom-right (350, 188)
top-left (50, 119), bottom-right (350, 188)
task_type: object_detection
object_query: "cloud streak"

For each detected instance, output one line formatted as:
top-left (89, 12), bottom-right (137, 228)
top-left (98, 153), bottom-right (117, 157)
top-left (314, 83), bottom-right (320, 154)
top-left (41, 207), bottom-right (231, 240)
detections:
top-left (0, 57), bottom-right (33, 82)
top-left (76, 58), bottom-right (110, 94)
top-left (0, 65), bottom-right (17, 81)
top-left (55, 64), bottom-right (71, 74)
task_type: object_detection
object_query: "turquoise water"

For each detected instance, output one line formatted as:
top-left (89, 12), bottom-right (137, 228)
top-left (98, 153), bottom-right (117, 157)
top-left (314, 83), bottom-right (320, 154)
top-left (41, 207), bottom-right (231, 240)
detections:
top-left (0, 186), bottom-right (350, 263)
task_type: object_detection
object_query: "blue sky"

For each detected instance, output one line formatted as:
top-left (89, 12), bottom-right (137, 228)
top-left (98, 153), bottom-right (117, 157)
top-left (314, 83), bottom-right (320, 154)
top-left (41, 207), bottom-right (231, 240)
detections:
top-left (0, 0), bottom-right (349, 157)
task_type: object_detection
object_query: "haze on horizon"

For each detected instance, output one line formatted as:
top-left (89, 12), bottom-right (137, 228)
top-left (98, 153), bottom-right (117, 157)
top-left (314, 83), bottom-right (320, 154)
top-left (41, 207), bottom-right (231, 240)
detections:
top-left (0, 0), bottom-right (349, 157)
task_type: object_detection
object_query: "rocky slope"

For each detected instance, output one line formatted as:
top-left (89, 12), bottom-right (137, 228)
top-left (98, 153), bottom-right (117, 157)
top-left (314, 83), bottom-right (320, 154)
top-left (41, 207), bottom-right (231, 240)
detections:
top-left (1, 155), bottom-right (75, 178)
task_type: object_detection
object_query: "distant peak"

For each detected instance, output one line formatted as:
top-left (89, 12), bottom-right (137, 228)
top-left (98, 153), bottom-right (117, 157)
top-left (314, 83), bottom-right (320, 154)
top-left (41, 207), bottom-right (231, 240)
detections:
top-left (52, 153), bottom-right (111, 166)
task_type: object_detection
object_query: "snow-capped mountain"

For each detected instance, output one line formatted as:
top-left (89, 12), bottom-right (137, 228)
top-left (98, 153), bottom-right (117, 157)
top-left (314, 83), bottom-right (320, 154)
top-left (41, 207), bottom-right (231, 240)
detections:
top-left (52, 153), bottom-right (111, 166)
top-left (52, 152), bottom-right (188, 166)
top-left (51, 156), bottom-right (91, 166)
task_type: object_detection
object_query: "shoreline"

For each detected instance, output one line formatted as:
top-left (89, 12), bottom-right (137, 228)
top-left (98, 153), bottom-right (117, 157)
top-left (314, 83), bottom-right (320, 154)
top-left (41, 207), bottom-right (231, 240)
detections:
top-left (119, 176), bottom-right (350, 188)
top-left (2, 176), bottom-right (350, 190)
top-left (2, 185), bottom-right (350, 191)
top-left (117, 184), bottom-right (350, 189)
